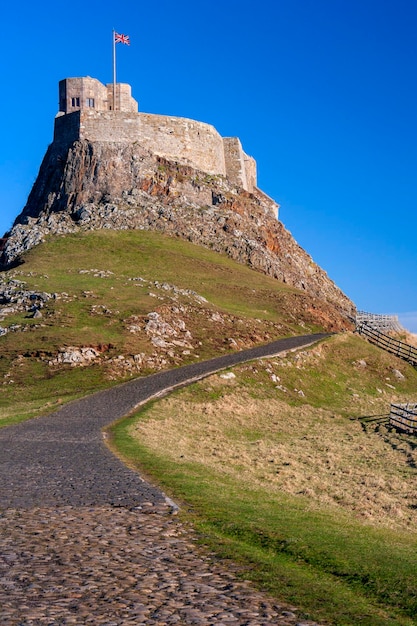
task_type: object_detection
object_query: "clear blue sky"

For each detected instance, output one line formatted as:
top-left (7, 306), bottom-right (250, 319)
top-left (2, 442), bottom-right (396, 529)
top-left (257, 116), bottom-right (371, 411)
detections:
top-left (1, 0), bottom-right (416, 330)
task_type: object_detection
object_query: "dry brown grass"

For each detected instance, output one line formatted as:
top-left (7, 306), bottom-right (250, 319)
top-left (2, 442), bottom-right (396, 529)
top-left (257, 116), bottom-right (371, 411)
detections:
top-left (400, 330), bottom-right (417, 348)
top-left (130, 360), bottom-right (417, 532)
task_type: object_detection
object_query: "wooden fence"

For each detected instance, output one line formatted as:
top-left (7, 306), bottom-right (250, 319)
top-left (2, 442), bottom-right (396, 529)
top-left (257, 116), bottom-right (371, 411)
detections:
top-left (356, 311), bottom-right (403, 332)
top-left (356, 322), bottom-right (417, 367)
top-left (389, 403), bottom-right (417, 434)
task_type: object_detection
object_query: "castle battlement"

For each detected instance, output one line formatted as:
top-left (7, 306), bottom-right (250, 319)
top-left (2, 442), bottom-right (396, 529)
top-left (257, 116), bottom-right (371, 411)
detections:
top-left (54, 77), bottom-right (258, 193)
top-left (58, 76), bottom-right (138, 114)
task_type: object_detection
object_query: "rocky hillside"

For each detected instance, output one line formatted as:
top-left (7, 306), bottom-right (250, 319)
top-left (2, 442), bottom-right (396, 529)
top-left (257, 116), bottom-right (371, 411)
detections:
top-left (1, 139), bottom-right (355, 326)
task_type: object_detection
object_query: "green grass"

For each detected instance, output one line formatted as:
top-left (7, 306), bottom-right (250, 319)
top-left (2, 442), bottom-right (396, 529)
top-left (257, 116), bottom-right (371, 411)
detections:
top-left (13, 229), bottom-right (322, 324)
top-left (274, 334), bottom-right (417, 416)
top-left (0, 229), bottom-right (329, 426)
top-left (0, 358), bottom-right (114, 427)
top-left (108, 335), bottom-right (417, 625)
top-left (109, 415), bottom-right (417, 625)
top-left (3, 229), bottom-right (417, 623)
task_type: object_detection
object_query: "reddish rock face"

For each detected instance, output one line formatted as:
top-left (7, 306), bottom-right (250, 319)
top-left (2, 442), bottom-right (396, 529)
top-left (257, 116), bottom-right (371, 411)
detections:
top-left (2, 139), bottom-right (355, 330)
top-left (260, 227), bottom-right (281, 255)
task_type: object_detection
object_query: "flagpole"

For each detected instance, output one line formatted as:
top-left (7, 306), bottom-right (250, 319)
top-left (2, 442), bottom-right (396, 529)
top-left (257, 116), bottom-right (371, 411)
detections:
top-left (112, 29), bottom-right (116, 111)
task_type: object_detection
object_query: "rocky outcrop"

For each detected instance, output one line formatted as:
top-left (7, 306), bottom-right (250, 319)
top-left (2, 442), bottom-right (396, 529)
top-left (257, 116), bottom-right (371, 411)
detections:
top-left (1, 139), bottom-right (355, 324)
top-left (0, 276), bottom-right (56, 336)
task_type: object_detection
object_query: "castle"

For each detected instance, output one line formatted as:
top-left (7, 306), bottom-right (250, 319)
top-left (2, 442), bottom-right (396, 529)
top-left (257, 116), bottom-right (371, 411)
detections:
top-left (1, 76), bottom-right (356, 325)
top-left (54, 77), bottom-right (259, 194)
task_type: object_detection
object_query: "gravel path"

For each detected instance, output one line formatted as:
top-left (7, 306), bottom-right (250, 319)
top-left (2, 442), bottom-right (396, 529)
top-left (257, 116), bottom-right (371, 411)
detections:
top-left (0, 334), bottom-right (328, 625)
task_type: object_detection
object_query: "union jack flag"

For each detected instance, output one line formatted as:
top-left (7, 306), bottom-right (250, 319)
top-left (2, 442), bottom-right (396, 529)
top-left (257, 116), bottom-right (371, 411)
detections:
top-left (115, 32), bottom-right (130, 45)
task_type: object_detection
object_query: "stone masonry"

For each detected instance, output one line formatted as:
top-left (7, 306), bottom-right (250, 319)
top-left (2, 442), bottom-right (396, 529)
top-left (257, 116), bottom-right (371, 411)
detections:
top-left (55, 77), bottom-right (258, 193)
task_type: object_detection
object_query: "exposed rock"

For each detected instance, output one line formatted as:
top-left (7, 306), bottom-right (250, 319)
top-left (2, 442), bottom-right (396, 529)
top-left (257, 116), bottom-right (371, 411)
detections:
top-left (1, 140), bottom-right (355, 330)
top-left (0, 276), bottom-right (54, 320)
top-left (144, 310), bottom-right (193, 350)
top-left (355, 359), bottom-right (367, 368)
top-left (220, 372), bottom-right (236, 380)
top-left (48, 346), bottom-right (102, 367)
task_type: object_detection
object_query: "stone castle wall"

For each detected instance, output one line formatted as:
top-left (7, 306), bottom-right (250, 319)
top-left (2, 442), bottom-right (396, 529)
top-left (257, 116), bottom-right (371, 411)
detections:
top-left (54, 77), bottom-right (263, 193)
top-left (54, 111), bottom-right (227, 178)
top-left (54, 110), bottom-right (140, 145)
top-left (58, 77), bottom-right (138, 114)
top-left (139, 113), bottom-right (227, 177)
top-left (223, 138), bottom-right (257, 193)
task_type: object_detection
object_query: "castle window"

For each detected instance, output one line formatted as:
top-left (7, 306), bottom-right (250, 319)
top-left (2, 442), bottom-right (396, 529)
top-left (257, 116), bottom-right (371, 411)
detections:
top-left (71, 97), bottom-right (80, 107)
top-left (86, 98), bottom-right (95, 108)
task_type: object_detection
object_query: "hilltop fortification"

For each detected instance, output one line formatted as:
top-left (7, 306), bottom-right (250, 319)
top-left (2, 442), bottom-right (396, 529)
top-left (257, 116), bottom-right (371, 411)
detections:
top-left (1, 77), bottom-right (355, 327)
top-left (55, 77), bottom-right (259, 197)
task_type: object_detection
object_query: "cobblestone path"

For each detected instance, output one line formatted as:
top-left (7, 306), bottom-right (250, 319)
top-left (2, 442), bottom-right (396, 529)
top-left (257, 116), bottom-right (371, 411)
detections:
top-left (1, 336), bottom-right (328, 625)
top-left (0, 505), bottom-right (320, 625)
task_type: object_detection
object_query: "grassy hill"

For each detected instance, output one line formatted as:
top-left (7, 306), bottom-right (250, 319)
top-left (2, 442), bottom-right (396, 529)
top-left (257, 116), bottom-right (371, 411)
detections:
top-left (1, 229), bottom-right (417, 624)
top-left (0, 229), bottom-right (345, 426)
top-left (110, 333), bottom-right (417, 625)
